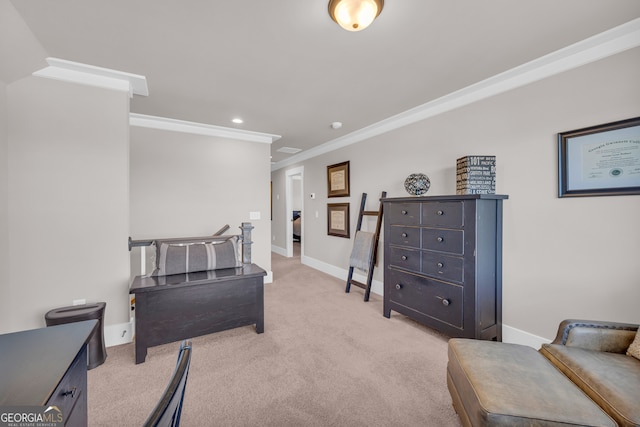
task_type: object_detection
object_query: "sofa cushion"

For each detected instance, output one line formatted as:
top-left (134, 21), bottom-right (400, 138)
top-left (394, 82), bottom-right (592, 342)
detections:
top-left (541, 343), bottom-right (640, 427)
top-left (447, 339), bottom-right (616, 426)
top-left (627, 330), bottom-right (640, 360)
top-left (563, 325), bottom-right (637, 353)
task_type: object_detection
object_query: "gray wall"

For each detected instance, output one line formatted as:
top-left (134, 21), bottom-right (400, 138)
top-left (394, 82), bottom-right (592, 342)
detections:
top-left (271, 47), bottom-right (640, 340)
top-left (0, 1), bottom-right (273, 335)
top-left (0, 81), bottom-right (9, 330)
top-left (129, 126), bottom-right (272, 275)
top-left (4, 76), bottom-right (130, 333)
top-left (292, 178), bottom-right (302, 212)
top-left (0, 77), bottom-right (273, 337)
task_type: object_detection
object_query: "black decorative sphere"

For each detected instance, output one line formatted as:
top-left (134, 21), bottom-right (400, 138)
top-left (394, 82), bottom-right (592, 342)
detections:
top-left (404, 173), bottom-right (430, 196)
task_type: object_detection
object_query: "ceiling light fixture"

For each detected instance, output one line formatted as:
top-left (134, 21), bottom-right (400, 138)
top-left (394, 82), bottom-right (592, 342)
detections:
top-left (232, 118), bottom-right (243, 124)
top-left (328, 0), bottom-right (384, 32)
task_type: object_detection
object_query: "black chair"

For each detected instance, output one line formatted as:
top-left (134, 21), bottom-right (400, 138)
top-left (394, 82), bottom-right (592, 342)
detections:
top-left (143, 340), bottom-right (192, 427)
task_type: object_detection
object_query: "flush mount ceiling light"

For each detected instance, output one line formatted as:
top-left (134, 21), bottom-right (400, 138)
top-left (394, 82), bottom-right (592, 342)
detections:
top-left (328, 0), bottom-right (384, 32)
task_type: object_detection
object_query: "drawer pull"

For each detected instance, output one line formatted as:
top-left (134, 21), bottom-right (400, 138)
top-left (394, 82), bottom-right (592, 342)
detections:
top-left (62, 387), bottom-right (77, 398)
top-left (437, 210), bottom-right (444, 216)
top-left (437, 262), bottom-right (444, 268)
top-left (401, 232), bottom-right (407, 238)
top-left (401, 210), bottom-right (408, 215)
top-left (395, 284), bottom-right (402, 290)
top-left (437, 236), bottom-right (444, 243)
top-left (442, 299), bottom-right (451, 306)
top-left (401, 255), bottom-right (407, 261)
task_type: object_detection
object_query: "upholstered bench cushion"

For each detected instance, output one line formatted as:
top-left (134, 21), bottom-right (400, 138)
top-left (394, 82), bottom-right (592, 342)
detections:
top-left (447, 339), bottom-right (616, 427)
top-left (541, 343), bottom-right (640, 427)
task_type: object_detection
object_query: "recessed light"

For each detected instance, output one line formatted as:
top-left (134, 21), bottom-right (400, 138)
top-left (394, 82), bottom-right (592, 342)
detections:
top-left (232, 118), bottom-right (243, 124)
top-left (331, 121), bottom-right (343, 129)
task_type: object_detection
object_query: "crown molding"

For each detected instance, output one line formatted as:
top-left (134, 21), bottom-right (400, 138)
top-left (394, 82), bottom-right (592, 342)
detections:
top-left (271, 17), bottom-right (640, 171)
top-left (33, 57), bottom-right (148, 97)
top-left (130, 113), bottom-right (281, 144)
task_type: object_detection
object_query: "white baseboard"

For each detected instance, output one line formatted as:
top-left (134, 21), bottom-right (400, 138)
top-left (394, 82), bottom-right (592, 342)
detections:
top-left (106, 318), bottom-right (549, 350)
top-left (502, 324), bottom-right (550, 349)
top-left (271, 244), bottom-right (287, 257)
top-left (295, 256), bottom-right (550, 347)
top-left (120, 248), bottom-right (542, 350)
top-left (301, 255), bottom-right (383, 297)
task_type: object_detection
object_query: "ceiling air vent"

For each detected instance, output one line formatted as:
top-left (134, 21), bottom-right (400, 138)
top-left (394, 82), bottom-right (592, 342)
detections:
top-left (277, 147), bottom-right (302, 154)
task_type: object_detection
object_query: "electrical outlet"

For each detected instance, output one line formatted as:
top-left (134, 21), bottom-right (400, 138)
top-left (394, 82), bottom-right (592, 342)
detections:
top-left (73, 299), bottom-right (86, 306)
top-left (120, 323), bottom-right (133, 341)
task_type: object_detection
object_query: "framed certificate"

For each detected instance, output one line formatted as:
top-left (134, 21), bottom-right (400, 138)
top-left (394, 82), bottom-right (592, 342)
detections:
top-left (327, 203), bottom-right (350, 238)
top-left (558, 117), bottom-right (640, 197)
top-left (327, 161), bottom-right (350, 198)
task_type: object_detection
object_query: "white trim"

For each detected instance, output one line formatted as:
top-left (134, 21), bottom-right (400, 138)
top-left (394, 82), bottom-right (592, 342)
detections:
top-left (33, 57), bottom-right (148, 97)
top-left (298, 255), bottom-right (554, 346)
top-left (285, 167), bottom-right (304, 258)
top-left (264, 270), bottom-right (273, 284)
top-left (130, 113), bottom-right (281, 144)
top-left (501, 324), bottom-right (551, 349)
top-left (271, 244), bottom-right (287, 257)
top-left (271, 17), bottom-right (640, 171)
top-left (107, 312), bottom-right (548, 350)
top-left (301, 254), bottom-right (383, 297)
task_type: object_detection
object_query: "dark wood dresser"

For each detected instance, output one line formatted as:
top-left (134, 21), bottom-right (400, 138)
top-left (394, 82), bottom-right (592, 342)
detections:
top-left (382, 195), bottom-right (507, 341)
top-left (0, 319), bottom-right (97, 426)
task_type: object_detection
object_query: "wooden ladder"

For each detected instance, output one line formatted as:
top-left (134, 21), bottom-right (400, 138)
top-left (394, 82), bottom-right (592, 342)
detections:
top-left (345, 191), bottom-right (386, 301)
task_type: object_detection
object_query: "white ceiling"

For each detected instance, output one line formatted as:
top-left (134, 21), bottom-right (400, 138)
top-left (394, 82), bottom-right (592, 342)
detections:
top-left (9, 0), bottom-right (640, 167)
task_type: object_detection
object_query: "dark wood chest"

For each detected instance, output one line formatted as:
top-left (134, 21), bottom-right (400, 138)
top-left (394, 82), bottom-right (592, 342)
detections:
top-left (382, 195), bottom-right (507, 341)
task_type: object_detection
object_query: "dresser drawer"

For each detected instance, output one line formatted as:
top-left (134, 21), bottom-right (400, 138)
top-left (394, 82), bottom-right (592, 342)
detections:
top-left (47, 346), bottom-right (87, 425)
top-left (422, 202), bottom-right (463, 228)
top-left (387, 203), bottom-right (421, 225)
top-left (388, 225), bottom-right (421, 248)
top-left (388, 246), bottom-right (421, 272)
top-left (422, 228), bottom-right (464, 255)
top-left (422, 251), bottom-right (464, 283)
top-left (387, 270), bottom-right (463, 328)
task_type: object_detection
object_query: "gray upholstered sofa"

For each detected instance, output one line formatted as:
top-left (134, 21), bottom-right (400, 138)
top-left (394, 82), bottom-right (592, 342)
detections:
top-left (447, 319), bottom-right (640, 426)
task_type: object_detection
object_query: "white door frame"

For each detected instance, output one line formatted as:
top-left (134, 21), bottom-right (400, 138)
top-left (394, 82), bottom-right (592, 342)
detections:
top-left (285, 166), bottom-right (304, 258)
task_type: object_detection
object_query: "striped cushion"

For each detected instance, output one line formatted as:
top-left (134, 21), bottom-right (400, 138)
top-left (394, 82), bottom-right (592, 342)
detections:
top-left (152, 236), bottom-right (241, 276)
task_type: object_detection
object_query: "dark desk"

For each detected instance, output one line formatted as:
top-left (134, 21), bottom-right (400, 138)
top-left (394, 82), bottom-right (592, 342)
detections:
top-left (0, 320), bottom-right (97, 426)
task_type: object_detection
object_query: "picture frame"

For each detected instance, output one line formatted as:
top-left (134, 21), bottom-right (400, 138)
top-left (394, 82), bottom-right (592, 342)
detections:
top-left (327, 161), bottom-right (350, 198)
top-left (558, 117), bottom-right (640, 198)
top-left (327, 203), bottom-right (350, 238)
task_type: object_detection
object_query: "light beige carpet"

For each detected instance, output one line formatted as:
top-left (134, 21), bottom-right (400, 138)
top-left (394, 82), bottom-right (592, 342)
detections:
top-left (88, 251), bottom-right (461, 426)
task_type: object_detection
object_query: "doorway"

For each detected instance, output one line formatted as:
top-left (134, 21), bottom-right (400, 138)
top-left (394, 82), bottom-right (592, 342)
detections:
top-left (285, 166), bottom-right (304, 259)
